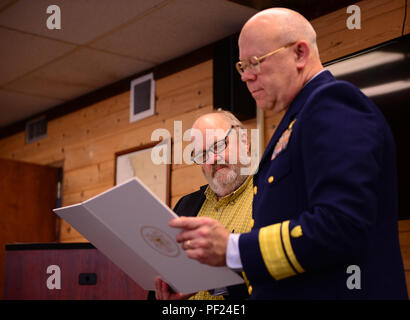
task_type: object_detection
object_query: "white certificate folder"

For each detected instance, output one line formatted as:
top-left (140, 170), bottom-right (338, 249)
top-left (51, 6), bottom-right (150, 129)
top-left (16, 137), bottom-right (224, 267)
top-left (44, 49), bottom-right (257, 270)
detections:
top-left (53, 177), bottom-right (244, 294)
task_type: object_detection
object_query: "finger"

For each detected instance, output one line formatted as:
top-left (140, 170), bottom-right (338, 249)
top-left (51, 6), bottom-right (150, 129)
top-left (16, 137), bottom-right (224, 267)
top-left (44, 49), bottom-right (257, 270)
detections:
top-left (155, 278), bottom-right (162, 300)
top-left (169, 216), bottom-right (213, 230)
top-left (185, 247), bottom-right (205, 261)
top-left (169, 217), bottom-right (199, 229)
top-left (155, 288), bottom-right (159, 300)
top-left (177, 224), bottom-right (218, 244)
top-left (161, 281), bottom-right (171, 300)
top-left (186, 248), bottom-right (221, 266)
top-left (182, 239), bottom-right (198, 250)
top-left (182, 237), bottom-right (211, 251)
top-left (155, 278), bottom-right (165, 300)
top-left (155, 277), bottom-right (162, 288)
top-left (176, 229), bottom-right (204, 243)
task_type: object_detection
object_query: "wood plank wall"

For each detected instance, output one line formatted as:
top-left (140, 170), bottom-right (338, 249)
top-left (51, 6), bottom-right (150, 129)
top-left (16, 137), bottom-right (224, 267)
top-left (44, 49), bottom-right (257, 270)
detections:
top-left (0, 0), bottom-right (409, 296)
top-left (0, 59), bottom-right (216, 242)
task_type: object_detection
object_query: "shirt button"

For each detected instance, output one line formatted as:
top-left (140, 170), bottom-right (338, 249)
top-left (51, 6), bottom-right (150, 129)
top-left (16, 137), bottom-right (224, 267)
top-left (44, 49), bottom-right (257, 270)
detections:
top-left (268, 176), bottom-right (274, 183)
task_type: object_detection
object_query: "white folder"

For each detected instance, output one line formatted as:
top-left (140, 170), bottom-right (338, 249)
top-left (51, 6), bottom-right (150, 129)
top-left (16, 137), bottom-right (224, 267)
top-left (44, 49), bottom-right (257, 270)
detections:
top-left (53, 177), bottom-right (243, 294)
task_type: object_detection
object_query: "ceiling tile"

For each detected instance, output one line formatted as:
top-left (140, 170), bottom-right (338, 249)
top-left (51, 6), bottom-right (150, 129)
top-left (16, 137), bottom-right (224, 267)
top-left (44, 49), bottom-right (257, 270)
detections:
top-left (90, 0), bottom-right (257, 63)
top-left (4, 47), bottom-right (154, 100)
top-left (0, 27), bottom-right (75, 85)
top-left (0, 0), bottom-right (166, 45)
top-left (0, 0), bottom-right (14, 11)
top-left (0, 89), bottom-right (64, 127)
top-left (0, 0), bottom-right (258, 129)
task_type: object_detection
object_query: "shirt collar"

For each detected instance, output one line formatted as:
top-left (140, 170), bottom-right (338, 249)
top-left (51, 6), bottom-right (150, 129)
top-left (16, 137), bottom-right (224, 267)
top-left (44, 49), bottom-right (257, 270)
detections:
top-left (205, 174), bottom-right (253, 205)
top-left (304, 69), bottom-right (327, 87)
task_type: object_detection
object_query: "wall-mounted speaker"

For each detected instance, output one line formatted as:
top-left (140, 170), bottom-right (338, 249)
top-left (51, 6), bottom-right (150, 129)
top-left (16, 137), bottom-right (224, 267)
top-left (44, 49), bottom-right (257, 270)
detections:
top-left (213, 33), bottom-right (256, 121)
top-left (130, 72), bottom-right (155, 123)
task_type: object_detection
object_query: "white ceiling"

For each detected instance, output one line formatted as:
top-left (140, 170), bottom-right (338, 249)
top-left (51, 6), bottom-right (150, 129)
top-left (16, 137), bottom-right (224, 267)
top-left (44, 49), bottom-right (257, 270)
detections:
top-left (0, 0), bottom-right (257, 129)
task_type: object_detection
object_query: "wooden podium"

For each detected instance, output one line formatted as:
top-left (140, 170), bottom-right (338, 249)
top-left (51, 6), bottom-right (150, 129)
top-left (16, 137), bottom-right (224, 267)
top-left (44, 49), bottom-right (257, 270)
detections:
top-left (4, 243), bottom-right (148, 300)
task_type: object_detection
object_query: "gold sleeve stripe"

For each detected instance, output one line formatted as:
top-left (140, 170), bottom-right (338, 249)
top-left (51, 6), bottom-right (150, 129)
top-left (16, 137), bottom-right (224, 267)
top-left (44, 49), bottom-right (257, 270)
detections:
top-left (242, 272), bottom-right (252, 295)
top-left (281, 220), bottom-right (305, 274)
top-left (259, 223), bottom-right (297, 280)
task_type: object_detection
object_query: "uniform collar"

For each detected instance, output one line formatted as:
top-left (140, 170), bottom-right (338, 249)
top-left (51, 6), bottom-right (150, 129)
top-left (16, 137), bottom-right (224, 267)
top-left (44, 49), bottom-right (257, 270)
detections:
top-left (259, 70), bottom-right (335, 166)
top-left (284, 70), bottom-right (334, 123)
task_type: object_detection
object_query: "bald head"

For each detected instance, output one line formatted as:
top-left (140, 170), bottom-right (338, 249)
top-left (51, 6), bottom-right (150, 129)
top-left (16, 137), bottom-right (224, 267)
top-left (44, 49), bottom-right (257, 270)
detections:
top-left (238, 8), bottom-right (323, 112)
top-left (192, 113), bottom-right (229, 134)
top-left (240, 8), bottom-right (319, 59)
top-left (192, 111), bottom-right (243, 133)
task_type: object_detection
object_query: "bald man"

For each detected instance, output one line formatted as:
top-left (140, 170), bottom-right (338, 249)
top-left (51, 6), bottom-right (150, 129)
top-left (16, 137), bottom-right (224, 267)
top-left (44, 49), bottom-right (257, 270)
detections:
top-left (169, 8), bottom-right (408, 299)
top-left (153, 110), bottom-right (253, 300)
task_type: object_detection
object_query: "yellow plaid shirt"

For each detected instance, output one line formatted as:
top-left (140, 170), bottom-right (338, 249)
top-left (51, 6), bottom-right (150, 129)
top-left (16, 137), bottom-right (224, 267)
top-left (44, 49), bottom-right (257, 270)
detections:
top-left (189, 175), bottom-right (254, 300)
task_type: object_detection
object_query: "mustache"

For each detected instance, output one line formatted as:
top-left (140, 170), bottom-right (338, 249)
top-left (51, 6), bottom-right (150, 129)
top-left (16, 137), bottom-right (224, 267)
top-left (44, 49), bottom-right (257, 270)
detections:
top-left (211, 164), bottom-right (229, 176)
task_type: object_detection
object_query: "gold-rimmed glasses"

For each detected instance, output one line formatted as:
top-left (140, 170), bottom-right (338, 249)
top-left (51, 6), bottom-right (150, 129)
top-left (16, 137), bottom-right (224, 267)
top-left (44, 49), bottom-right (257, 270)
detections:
top-left (191, 125), bottom-right (240, 164)
top-left (236, 42), bottom-right (296, 76)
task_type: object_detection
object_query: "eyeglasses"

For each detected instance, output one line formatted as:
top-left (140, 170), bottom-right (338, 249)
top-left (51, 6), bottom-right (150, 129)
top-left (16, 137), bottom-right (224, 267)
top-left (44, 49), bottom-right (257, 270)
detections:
top-left (191, 125), bottom-right (239, 164)
top-left (235, 42), bottom-right (296, 76)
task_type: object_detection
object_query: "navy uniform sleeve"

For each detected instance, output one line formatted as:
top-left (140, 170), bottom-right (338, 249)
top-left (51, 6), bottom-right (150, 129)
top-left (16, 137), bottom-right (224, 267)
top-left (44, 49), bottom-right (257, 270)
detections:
top-left (240, 81), bottom-right (386, 282)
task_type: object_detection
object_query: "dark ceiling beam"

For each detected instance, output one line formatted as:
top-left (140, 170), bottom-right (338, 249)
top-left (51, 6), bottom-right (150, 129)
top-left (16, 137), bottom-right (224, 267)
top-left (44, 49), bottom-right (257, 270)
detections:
top-left (229, 0), bottom-right (361, 21)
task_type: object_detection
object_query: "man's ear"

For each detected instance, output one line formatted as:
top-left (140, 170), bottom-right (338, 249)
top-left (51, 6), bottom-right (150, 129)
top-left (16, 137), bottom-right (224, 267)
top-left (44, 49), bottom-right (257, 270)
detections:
top-left (294, 41), bottom-right (310, 70)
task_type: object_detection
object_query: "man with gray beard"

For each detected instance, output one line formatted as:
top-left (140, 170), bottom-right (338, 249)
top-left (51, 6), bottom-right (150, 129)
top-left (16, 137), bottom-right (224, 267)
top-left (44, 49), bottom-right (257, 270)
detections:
top-left (152, 110), bottom-right (254, 300)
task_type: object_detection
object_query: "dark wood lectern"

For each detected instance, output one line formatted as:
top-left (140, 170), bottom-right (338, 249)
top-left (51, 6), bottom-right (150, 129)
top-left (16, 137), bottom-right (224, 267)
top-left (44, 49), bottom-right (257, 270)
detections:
top-left (4, 243), bottom-right (148, 300)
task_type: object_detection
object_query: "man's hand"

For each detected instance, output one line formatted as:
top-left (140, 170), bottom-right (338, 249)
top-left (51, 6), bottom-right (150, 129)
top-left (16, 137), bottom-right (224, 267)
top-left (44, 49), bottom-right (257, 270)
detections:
top-left (154, 278), bottom-right (194, 300)
top-left (169, 216), bottom-right (230, 266)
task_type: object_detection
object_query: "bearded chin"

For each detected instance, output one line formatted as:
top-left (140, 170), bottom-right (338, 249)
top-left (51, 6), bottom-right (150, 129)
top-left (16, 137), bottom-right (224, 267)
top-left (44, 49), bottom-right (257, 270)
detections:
top-left (209, 168), bottom-right (239, 197)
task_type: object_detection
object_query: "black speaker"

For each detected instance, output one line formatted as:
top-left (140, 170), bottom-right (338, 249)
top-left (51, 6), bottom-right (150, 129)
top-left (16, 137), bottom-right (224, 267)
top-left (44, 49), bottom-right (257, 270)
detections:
top-left (213, 33), bottom-right (256, 121)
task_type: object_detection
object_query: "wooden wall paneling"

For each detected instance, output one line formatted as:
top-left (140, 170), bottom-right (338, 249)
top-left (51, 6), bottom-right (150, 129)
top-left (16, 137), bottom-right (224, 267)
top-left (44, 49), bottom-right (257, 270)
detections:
top-left (62, 182), bottom-right (114, 207)
top-left (52, 94), bottom-right (127, 137)
top-left (263, 109), bottom-right (287, 148)
top-left (63, 104), bottom-right (213, 172)
top-left (0, 93), bottom-right (125, 162)
top-left (0, 132), bottom-right (25, 156)
top-left (156, 60), bottom-right (212, 96)
top-left (57, 83), bottom-right (209, 153)
top-left (0, 131), bottom-right (64, 166)
top-left (171, 195), bottom-right (183, 209)
top-left (171, 164), bottom-right (208, 199)
top-left (56, 59), bottom-right (214, 241)
top-left (59, 222), bottom-right (90, 242)
top-left (0, 60), bottom-right (212, 162)
top-left (157, 78), bottom-right (212, 118)
top-left (405, 0), bottom-right (410, 35)
top-left (312, 0), bottom-right (405, 63)
top-left (63, 160), bottom-right (114, 196)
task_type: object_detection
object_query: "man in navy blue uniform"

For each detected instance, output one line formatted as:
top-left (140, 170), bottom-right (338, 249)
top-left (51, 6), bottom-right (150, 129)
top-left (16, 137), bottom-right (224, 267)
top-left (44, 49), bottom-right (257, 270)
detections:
top-left (169, 8), bottom-right (408, 299)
